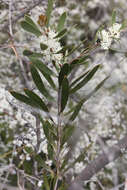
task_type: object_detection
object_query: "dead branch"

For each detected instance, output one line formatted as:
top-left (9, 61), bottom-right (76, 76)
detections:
top-left (68, 135), bottom-right (127, 190)
top-left (0, 0), bottom-right (45, 33)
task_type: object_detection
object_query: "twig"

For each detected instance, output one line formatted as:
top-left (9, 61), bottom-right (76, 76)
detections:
top-left (33, 113), bottom-right (41, 153)
top-left (1, 0), bottom-right (45, 33)
top-left (9, 0), bottom-right (13, 36)
top-left (54, 88), bottom-right (62, 190)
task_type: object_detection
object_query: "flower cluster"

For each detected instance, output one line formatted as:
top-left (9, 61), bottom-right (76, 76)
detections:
top-left (39, 28), bottom-right (63, 67)
top-left (37, 180), bottom-right (43, 187)
top-left (98, 23), bottom-right (122, 50)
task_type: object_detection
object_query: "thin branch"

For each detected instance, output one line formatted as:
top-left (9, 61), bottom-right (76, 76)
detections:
top-left (9, 0), bottom-right (13, 36)
top-left (1, 0), bottom-right (46, 33)
top-left (68, 135), bottom-right (127, 190)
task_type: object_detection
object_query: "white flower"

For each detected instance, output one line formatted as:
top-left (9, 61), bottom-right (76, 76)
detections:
top-left (98, 23), bottom-right (122, 50)
top-left (38, 140), bottom-right (48, 154)
top-left (45, 160), bottom-right (52, 166)
top-left (39, 28), bottom-right (63, 67)
top-left (19, 154), bottom-right (25, 160)
top-left (74, 162), bottom-right (85, 173)
top-left (37, 180), bottom-right (43, 187)
top-left (13, 139), bottom-right (23, 147)
top-left (109, 23), bottom-right (122, 39)
top-left (12, 151), bottom-right (18, 156)
top-left (26, 154), bottom-right (31, 161)
top-left (100, 30), bottom-right (112, 50)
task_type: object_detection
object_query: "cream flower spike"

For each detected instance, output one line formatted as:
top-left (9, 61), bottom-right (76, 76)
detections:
top-left (109, 23), bottom-right (122, 39)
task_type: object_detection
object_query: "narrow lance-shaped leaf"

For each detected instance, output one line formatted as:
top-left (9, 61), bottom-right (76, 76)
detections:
top-left (30, 59), bottom-right (56, 89)
top-left (24, 15), bottom-right (38, 28)
top-left (112, 10), bottom-right (116, 25)
top-left (55, 44), bottom-right (74, 55)
top-left (70, 76), bottom-right (109, 121)
top-left (40, 43), bottom-right (48, 50)
top-left (69, 56), bottom-right (88, 72)
top-left (47, 143), bottom-right (54, 159)
top-left (70, 55), bottom-right (88, 65)
top-left (120, 20), bottom-right (127, 30)
top-left (24, 88), bottom-right (49, 112)
top-left (70, 70), bottom-right (89, 88)
top-left (30, 64), bottom-right (52, 99)
top-left (35, 155), bottom-right (51, 171)
top-left (69, 101), bottom-right (83, 121)
top-left (30, 58), bottom-right (54, 76)
top-left (61, 125), bottom-right (74, 146)
top-left (61, 77), bottom-right (69, 112)
top-left (58, 63), bottom-right (69, 87)
top-left (21, 21), bottom-right (42, 37)
top-left (42, 120), bottom-right (51, 141)
top-left (66, 39), bottom-right (87, 57)
top-left (70, 64), bottom-right (100, 94)
top-left (69, 55), bottom-right (89, 73)
top-left (43, 175), bottom-right (50, 190)
top-left (41, 71), bottom-right (56, 89)
top-left (40, 117), bottom-right (57, 142)
top-left (10, 91), bottom-right (39, 108)
top-left (57, 12), bottom-right (67, 32)
top-left (46, 0), bottom-right (53, 27)
top-left (23, 50), bottom-right (43, 58)
top-left (54, 28), bottom-right (67, 39)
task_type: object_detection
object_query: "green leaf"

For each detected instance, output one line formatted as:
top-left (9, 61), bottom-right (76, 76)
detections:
top-left (46, 0), bottom-right (53, 27)
top-left (41, 118), bottom-right (57, 142)
top-left (55, 45), bottom-right (74, 55)
top-left (43, 120), bottom-right (51, 140)
top-left (69, 101), bottom-right (83, 121)
top-left (120, 20), bottom-right (127, 30)
top-left (62, 125), bottom-right (74, 146)
top-left (47, 143), bottom-right (53, 160)
top-left (92, 76), bottom-right (109, 92)
top-left (112, 10), bottom-right (116, 25)
top-left (58, 63), bottom-right (69, 87)
top-left (69, 55), bottom-right (88, 73)
top-left (23, 50), bottom-right (43, 58)
top-left (70, 76), bottom-right (109, 121)
top-left (41, 71), bottom-right (56, 89)
top-left (24, 89), bottom-right (49, 112)
top-left (43, 175), bottom-right (50, 190)
top-left (10, 91), bottom-right (39, 108)
top-left (40, 43), bottom-right (48, 50)
top-left (61, 77), bottom-right (69, 112)
top-left (66, 39), bottom-right (87, 57)
top-left (76, 55), bottom-right (89, 64)
top-left (70, 70), bottom-right (89, 88)
top-left (20, 21), bottom-right (42, 37)
top-left (35, 155), bottom-right (51, 170)
top-left (23, 49), bottom-right (33, 56)
top-left (57, 12), bottom-right (67, 32)
top-left (24, 147), bottom-right (34, 154)
top-left (54, 28), bottom-right (67, 39)
top-left (70, 65), bottom-right (100, 94)
top-left (30, 64), bottom-right (52, 100)
top-left (23, 160), bottom-right (33, 175)
top-left (30, 58), bottom-right (53, 76)
top-left (24, 15), bottom-right (38, 28)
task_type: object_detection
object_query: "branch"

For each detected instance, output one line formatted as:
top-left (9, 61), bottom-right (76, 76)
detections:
top-left (0, 0), bottom-right (45, 32)
top-left (68, 135), bottom-right (127, 190)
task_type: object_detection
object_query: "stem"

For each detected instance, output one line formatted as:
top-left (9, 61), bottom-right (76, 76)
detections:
top-left (54, 88), bottom-right (62, 190)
